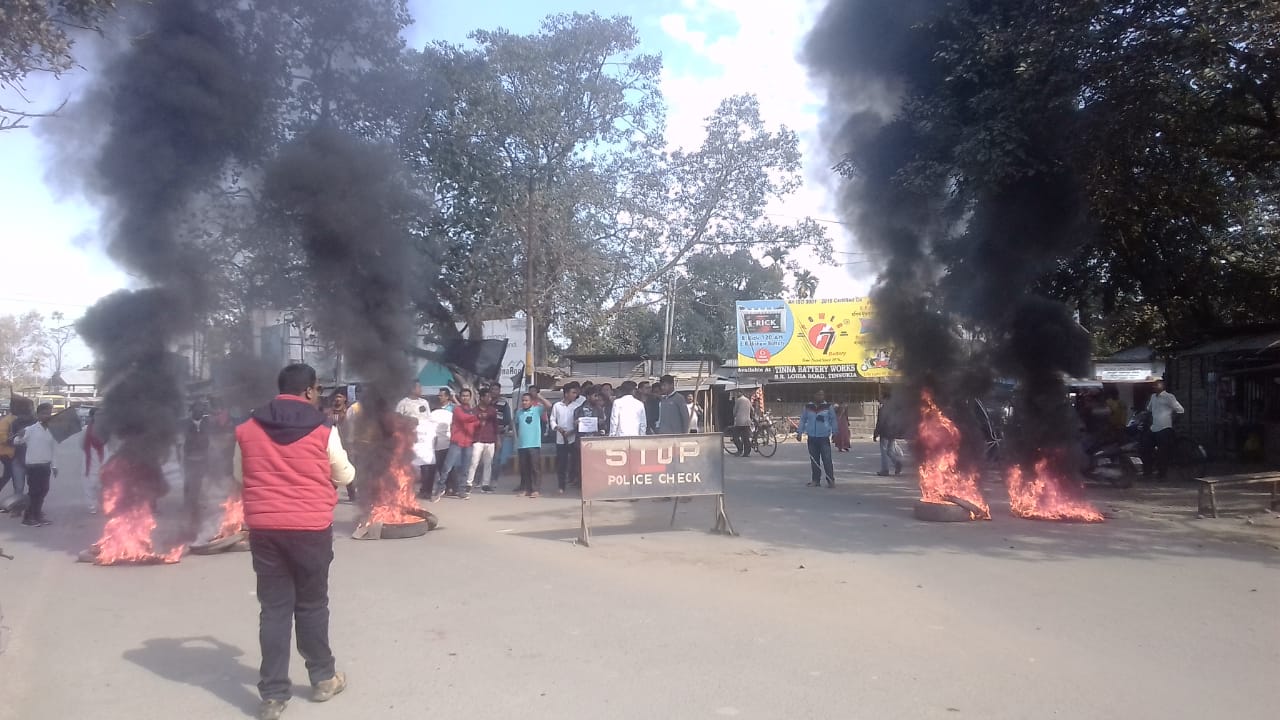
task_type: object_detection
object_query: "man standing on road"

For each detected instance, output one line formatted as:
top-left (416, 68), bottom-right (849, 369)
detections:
top-left (396, 381), bottom-right (436, 498)
top-left (514, 392), bottom-right (545, 497)
top-left (0, 406), bottom-right (16, 497)
top-left (609, 381), bottom-right (648, 437)
top-left (550, 381), bottom-right (585, 493)
top-left (873, 391), bottom-right (902, 476)
top-left (234, 363), bottom-right (354, 720)
top-left (4, 398), bottom-right (36, 500)
top-left (14, 403), bottom-right (57, 526)
top-left (655, 375), bottom-right (690, 435)
top-left (443, 388), bottom-right (479, 498)
top-left (799, 390), bottom-right (837, 487)
top-left (731, 390), bottom-right (754, 457)
top-left (639, 381), bottom-right (661, 434)
top-left (182, 402), bottom-right (211, 523)
top-left (467, 387), bottom-right (501, 493)
top-left (1143, 379), bottom-right (1185, 479)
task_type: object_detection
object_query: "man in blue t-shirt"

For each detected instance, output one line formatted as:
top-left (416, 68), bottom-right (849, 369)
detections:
top-left (514, 393), bottom-right (545, 497)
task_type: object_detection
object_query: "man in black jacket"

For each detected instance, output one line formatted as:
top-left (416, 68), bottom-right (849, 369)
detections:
top-left (872, 391), bottom-right (902, 476)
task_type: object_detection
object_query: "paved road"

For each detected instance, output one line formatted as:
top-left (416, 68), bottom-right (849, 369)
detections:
top-left (0, 435), bottom-right (1276, 720)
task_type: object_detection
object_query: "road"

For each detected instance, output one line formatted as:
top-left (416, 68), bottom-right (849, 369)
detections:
top-left (0, 435), bottom-right (1276, 720)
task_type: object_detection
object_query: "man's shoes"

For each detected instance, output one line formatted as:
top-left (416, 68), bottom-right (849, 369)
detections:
top-left (257, 699), bottom-right (288, 720)
top-left (826, 481), bottom-right (834, 488)
top-left (481, 485), bottom-right (494, 493)
top-left (38, 516), bottom-right (52, 526)
top-left (876, 471), bottom-right (890, 477)
top-left (21, 517), bottom-right (39, 527)
top-left (806, 482), bottom-right (820, 487)
top-left (894, 463), bottom-right (903, 475)
top-left (313, 671), bottom-right (347, 703)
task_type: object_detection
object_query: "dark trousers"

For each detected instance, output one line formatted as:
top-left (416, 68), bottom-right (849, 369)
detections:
top-left (1141, 428), bottom-right (1176, 477)
top-left (555, 441), bottom-right (580, 490)
top-left (23, 463), bottom-right (52, 520)
top-left (183, 457), bottom-right (206, 517)
top-left (732, 426), bottom-right (752, 456)
top-left (0, 456), bottom-right (12, 494)
top-left (250, 527), bottom-right (337, 702)
top-left (807, 437), bottom-right (835, 485)
top-left (518, 447), bottom-right (541, 493)
top-left (430, 448), bottom-right (451, 495)
top-left (418, 464), bottom-right (437, 497)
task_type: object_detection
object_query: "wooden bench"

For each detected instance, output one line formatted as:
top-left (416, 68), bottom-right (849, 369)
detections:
top-left (1196, 472), bottom-right (1280, 518)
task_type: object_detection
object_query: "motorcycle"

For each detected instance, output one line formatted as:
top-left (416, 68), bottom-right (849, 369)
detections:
top-left (1083, 436), bottom-right (1142, 488)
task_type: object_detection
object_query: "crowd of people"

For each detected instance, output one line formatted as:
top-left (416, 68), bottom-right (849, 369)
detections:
top-left (324, 374), bottom-right (697, 501)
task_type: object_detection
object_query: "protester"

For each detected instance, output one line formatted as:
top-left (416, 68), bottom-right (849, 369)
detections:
top-left (655, 375), bottom-right (690, 435)
top-left (14, 402), bottom-right (56, 526)
top-left (550, 382), bottom-right (585, 493)
top-left (395, 381), bottom-right (436, 498)
top-left (233, 363), bottom-right (353, 720)
top-left (426, 397), bottom-right (455, 500)
top-left (443, 388), bottom-right (479, 498)
top-left (514, 392), bottom-right (545, 497)
top-left (639, 381), bottom-right (660, 434)
top-left (575, 389), bottom-right (609, 438)
top-left (599, 383), bottom-right (615, 434)
top-left (83, 408), bottom-right (107, 513)
top-left (490, 387), bottom-right (513, 485)
top-left (1143, 379), bottom-right (1185, 479)
top-left (609, 381), bottom-right (647, 437)
top-left (731, 390), bottom-right (754, 457)
top-left (0, 404), bottom-right (16, 497)
top-left (5, 398), bottom-right (36, 499)
top-left (872, 392), bottom-right (902, 476)
top-left (467, 387), bottom-right (501, 493)
top-left (182, 402), bottom-right (211, 521)
top-left (798, 390), bottom-right (837, 487)
top-left (328, 392), bottom-right (357, 503)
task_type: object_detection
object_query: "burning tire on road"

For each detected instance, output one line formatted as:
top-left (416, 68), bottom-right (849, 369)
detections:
top-left (913, 500), bottom-right (978, 523)
top-left (188, 531), bottom-right (250, 555)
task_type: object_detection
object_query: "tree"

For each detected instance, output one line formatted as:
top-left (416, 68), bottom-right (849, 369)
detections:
top-left (43, 310), bottom-right (77, 382)
top-left (793, 270), bottom-right (819, 299)
top-left (0, 312), bottom-right (47, 395)
top-left (0, 0), bottom-right (118, 130)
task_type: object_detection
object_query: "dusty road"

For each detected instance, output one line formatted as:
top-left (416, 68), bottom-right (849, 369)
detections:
top-left (0, 436), bottom-right (1276, 720)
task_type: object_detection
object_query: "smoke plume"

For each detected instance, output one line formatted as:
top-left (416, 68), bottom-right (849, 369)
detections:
top-left (66, 0), bottom-right (266, 522)
top-left (804, 1), bottom-right (1094, 473)
top-left (263, 125), bottom-right (420, 507)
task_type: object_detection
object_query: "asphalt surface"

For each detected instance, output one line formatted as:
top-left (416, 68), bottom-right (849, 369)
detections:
top-left (0, 434), bottom-right (1276, 720)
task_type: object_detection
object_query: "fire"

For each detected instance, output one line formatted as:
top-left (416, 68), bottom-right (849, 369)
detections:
top-left (214, 494), bottom-right (245, 540)
top-left (916, 389), bottom-right (991, 520)
top-left (366, 422), bottom-right (421, 526)
top-left (1006, 456), bottom-right (1104, 522)
top-left (94, 456), bottom-right (184, 565)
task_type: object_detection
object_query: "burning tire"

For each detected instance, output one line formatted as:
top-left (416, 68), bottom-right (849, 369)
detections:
top-left (377, 519), bottom-right (432, 539)
top-left (913, 500), bottom-right (974, 522)
top-left (189, 531), bottom-right (250, 555)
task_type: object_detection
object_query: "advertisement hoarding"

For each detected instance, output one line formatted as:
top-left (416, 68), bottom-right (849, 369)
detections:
top-left (735, 298), bottom-right (896, 378)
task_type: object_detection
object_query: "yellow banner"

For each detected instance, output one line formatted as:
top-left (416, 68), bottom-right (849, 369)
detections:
top-left (735, 298), bottom-right (897, 378)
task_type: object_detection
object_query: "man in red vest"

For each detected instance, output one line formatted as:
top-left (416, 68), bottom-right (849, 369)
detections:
top-left (234, 363), bottom-right (356, 720)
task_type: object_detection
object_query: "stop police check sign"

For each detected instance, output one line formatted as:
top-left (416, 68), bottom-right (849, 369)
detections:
top-left (577, 434), bottom-right (734, 546)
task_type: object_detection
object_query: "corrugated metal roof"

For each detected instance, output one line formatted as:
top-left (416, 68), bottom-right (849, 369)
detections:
top-left (1180, 331), bottom-right (1280, 356)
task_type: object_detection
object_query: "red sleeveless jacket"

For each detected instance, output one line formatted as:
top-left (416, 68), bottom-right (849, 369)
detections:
top-left (236, 396), bottom-right (337, 531)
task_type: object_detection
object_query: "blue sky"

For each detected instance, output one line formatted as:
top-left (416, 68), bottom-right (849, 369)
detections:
top-left (0, 0), bottom-right (865, 368)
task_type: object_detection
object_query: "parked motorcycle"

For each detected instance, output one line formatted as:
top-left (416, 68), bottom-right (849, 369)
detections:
top-left (1084, 438), bottom-right (1142, 488)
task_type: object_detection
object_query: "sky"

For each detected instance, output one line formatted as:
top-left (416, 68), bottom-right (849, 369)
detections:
top-left (0, 0), bottom-right (871, 370)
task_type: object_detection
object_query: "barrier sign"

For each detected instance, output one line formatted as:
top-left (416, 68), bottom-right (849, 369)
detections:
top-left (577, 433), bottom-right (735, 546)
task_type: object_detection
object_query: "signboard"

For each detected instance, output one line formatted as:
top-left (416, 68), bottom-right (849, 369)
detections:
top-left (1094, 362), bottom-right (1164, 383)
top-left (735, 298), bottom-right (897, 378)
top-left (737, 364), bottom-right (862, 383)
top-left (577, 433), bottom-right (733, 545)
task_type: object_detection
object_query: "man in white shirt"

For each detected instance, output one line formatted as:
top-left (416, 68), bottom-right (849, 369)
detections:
top-left (15, 402), bottom-right (57, 527)
top-left (1143, 379), bottom-right (1185, 479)
top-left (550, 382), bottom-right (586, 493)
top-left (609, 381), bottom-right (648, 437)
top-left (395, 380), bottom-right (436, 498)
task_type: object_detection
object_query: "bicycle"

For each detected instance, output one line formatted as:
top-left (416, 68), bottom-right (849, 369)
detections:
top-left (721, 420), bottom-right (778, 458)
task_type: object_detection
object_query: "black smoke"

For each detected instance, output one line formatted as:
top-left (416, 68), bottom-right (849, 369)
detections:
top-left (804, 1), bottom-right (1094, 474)
top-left (263, 125), bottom-right (420, 508)
top-left (66, 0), bottom-right (267, 520)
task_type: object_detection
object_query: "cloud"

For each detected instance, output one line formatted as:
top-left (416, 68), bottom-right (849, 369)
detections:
top-left (656, 0), bottom-right (872, 297)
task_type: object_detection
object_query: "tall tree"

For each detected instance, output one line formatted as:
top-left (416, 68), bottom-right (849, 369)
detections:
top-left (0, 312), bottom-right (47, 395)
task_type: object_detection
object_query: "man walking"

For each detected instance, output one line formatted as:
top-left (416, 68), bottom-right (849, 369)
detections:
top-left (14, 403), bottom-right (57, 526)
top-left (655, 375), bottom-right (690, 435)
top-left (1143, 379), bottom-right (1185, 479)
top-left (4, 398), bottom-right (36, 500)
top-left (873, 391), bottom-right (903, 476)
top-left (731, 391), bottom-right (754, 456)
top-left (182, 402), bottom-right (211, 522)
top-left (609, 381), bottom-right (648, 437)
top-left (234, 363), bottom-right (354, 720)
top-left (550, 382), bottom-right (585, 493)
top-left (798, 391), bottom-right (837, 487)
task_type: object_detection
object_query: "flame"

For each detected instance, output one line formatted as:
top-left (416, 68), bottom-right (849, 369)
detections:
top-left (1006, 456), bottom-right (1104, 522)
top-left (366, 422), bottom-right (422, 526)
top-left (916, 390), bottom-right (991, 520)
top-left (94, 456), bottom-right (184, 565)
top-left (214, 494), bottom-right (245, 540)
